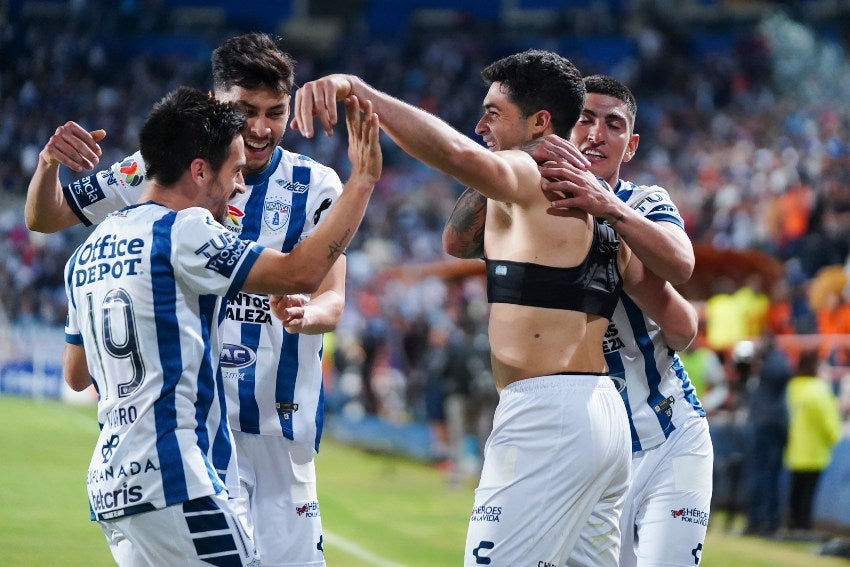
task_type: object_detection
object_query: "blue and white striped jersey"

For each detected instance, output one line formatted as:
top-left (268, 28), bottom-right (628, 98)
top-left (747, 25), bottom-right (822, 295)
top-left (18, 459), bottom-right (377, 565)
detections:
top-left (64, 146), bottom-right (343, 452)
top-left (604, 181), bottom-right (705, 453)
top-left (64, 204), bottom-right (263, 519)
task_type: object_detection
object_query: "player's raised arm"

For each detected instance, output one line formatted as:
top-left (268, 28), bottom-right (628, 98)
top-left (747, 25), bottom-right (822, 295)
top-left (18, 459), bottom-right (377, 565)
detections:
top-left (25, 122), bottom-right (106, 232)
top-left (243, 96), bottom-right (381, 295)
top-left (292, 74), bottom-right (535, 206)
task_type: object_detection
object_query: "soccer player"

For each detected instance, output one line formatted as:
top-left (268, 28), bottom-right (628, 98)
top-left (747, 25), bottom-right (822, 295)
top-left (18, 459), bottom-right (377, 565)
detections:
top-left (443, 75), bottom-right (713, 567)
top-left (62, 86), bottom-right (380, 566)
top-left (292, 51), bottom-right (697, 566)
top-left (29, 33), bottom-right (347, 565)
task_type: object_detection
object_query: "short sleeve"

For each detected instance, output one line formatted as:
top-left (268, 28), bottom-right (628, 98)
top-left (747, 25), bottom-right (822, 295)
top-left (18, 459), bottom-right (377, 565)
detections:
top-left (63, 249), bottom-right (83, 344)
top-left (622, 183), bottom-right (686, 231)
top-left (170, 208), bottom-right (264, 299)
top-left (63, 151), bottom-right (147, 226)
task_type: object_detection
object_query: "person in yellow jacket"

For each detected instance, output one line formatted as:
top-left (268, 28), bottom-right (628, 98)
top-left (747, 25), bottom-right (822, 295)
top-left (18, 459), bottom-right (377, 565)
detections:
top-left (785, 349), bottom-right (842, 531)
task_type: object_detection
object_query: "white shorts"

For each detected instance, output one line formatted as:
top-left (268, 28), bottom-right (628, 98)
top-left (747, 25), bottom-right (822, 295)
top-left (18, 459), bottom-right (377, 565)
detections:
top-left (232, 430), bottom-right (325, 567)
top-left (620, 416), bottom-right (713, 567)
top-left (464, 374), bottom-right (631, 567)
top-left (99, 492), bottom-right (258, 566)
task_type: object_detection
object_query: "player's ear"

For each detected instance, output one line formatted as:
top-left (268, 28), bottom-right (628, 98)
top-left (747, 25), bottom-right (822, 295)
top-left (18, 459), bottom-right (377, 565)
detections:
top-left (623, 133), bottom-right (639, 163)
top-left (530, 110), bottom-right (551, 136)
top-left (189, 158), bottom-right (208, 184)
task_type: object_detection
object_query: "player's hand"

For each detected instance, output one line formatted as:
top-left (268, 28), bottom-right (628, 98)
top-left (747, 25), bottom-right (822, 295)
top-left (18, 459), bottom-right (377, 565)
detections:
top-left (291, 74), bottom-right (355, 138)
top-left (539, 163), bottom-right (620, 219)
top-left (344, 96), bottom-right (382, 186)
top-left (41, 122), bottom-right (106, 172)
top-left (526, 134), bottom-right (590, 169)
top-left (270, 294), bottom-right (310, 334)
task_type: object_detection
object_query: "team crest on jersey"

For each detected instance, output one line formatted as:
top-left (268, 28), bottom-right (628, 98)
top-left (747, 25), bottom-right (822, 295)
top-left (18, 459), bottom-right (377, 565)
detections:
top-left (117, 158), bottom-right (145, 187)
top-left (263, 200), bottom-right (291, 231)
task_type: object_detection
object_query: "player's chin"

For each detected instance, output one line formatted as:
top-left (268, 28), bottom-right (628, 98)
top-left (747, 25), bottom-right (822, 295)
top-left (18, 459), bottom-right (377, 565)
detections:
top-left (245, 148), bottom-right (272, 172)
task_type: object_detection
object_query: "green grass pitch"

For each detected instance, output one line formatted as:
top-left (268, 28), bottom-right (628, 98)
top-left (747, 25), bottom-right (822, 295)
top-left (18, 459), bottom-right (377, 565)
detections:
top-left (0, 396), bottom-right (847, 566)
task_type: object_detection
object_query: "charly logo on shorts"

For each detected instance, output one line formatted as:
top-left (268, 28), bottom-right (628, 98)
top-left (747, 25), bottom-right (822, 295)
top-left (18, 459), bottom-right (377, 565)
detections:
top-left (671, 507), bottom-right (709, 526)
top-left (263, 200), bottom-right (291, 231)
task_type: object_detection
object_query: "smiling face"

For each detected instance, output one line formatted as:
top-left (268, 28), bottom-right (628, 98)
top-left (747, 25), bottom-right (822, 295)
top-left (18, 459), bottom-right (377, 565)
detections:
top-left (475, 82), bottom-right (540, 152)
top-left (217, 85), bottom-right (290, 176)
top-left (200, 135), bottom-right (247, 223)
top-left (570, 93), bottom-right (639, 188)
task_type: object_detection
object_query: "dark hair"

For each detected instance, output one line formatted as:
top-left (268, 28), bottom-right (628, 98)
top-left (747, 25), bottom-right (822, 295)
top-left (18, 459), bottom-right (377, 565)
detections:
top-left (211, 32), bottom-right (295, 96)
top-left (583, 74), bottom-right (637, 122)
top-left (480, 49), bottom-right (584, 137)
top-left (140, 86), bottom-right (246, 186)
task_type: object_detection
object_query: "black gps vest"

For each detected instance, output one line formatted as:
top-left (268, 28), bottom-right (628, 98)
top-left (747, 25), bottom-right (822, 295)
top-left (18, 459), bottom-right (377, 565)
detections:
top-left (484, 218), bottom-right (622, 319)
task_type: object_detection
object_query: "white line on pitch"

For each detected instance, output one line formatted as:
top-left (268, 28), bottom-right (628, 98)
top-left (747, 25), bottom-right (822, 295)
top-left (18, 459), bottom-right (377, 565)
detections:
top-left (324, 530), bottom-right (408, 567)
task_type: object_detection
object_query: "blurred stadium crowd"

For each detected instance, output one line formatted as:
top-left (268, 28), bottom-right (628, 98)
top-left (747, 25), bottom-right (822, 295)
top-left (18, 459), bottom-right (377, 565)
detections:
top-left (2, 0), bottom-right (850, 530)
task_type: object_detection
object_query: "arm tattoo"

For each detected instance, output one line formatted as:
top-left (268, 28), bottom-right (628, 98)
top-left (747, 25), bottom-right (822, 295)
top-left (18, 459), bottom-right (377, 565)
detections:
top-left (608, 214), bottom-right (625, 229)
top-left (516, 138), bottom-right (546, 163)
top-left (326, 228), bottom-right (351, 259)
top-left (447, 188), bottom-right (486, 258)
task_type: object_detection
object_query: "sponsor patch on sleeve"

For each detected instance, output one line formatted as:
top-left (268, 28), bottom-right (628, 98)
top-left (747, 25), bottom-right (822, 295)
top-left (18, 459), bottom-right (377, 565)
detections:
top-left (68, 175), bottom-right (106, 206)
top-left (194, 232), bottom-right (250, 278)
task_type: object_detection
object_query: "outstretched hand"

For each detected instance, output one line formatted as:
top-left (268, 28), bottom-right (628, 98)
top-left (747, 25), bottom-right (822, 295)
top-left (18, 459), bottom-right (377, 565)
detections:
top-left (291, 74), bottom-right (355, 138)
top-left (42, 122), bottom-right (106, 172)
top-left (344, 95), bottom-right (382, 186)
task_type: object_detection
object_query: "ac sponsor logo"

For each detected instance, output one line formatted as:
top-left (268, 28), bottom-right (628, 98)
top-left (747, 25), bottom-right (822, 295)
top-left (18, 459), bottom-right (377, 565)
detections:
top-left (220, 343), bottom-right (256, 369)
top-left (470, 505), bottom-right (502, 523)
top-left (68, 175), bottom-right (106, 206)
top-left (295, 501), bottom-right (320, 518)
top-left (671, 507), bottom-right (709, 526)
top-left (195, 232), bottom-right (249, 278)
